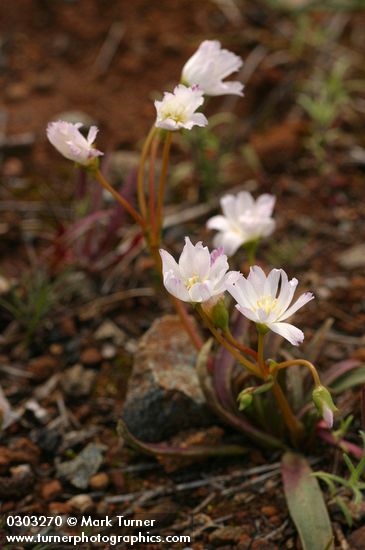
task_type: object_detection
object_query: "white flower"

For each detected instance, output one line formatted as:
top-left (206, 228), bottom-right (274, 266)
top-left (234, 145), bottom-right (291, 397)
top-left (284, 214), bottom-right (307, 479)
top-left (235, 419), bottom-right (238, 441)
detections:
top-left (207, 192), bottom-right (276, 256)
top-left (159, 237), bottom-right (234, 303)
top-left (154, 85), bottom-right (208, 131)
top-left (227, 266), bottom-right (314, 345)
top-left (182, 40), bottom-right (244, 97)
top-left (47, 121), bottom-right (103, 166)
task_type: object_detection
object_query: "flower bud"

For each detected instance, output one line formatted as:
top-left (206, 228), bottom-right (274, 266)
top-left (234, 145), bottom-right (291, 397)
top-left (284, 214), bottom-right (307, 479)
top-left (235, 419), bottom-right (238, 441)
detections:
top-left (238, 391), bottom-right (253, 411)
top-left (312, 385), bottom-right (338, 428)
top-left (210, 298), bottom-right (229, 331)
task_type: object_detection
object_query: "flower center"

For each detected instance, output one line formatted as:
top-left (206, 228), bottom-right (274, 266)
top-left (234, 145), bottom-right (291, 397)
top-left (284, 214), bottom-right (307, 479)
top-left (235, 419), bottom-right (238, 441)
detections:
top-left (186, 275), bottom-right (200, 290)
top-left (161, 104), bottom-right (187, 123)
top-left (255, 295), bottom-right (278, 315)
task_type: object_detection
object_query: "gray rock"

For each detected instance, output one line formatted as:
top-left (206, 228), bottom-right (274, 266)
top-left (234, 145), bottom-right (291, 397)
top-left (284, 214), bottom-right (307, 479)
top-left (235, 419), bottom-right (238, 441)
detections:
top-left (56, 443), bottom-right (106, 489)
top-left (122, 315), bottom-right (211, 442)
top-left (337, 244), bottom-right (365, 269)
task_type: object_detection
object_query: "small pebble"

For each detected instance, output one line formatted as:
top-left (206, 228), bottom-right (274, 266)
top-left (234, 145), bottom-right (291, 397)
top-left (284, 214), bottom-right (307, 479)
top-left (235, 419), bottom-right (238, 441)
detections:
top-left (261, 505), bottom-right (278, 518)
top-left (89, 472), bottom-right (109, 490)
top-left (68, 494), bottom-right (94, 513)
top-left (41, 480), bottom-right (62, 500)
top-left (49, 343), bottom-right (63, 356)
top-left (101, 343), bottom-right (116, 360)
top-left (49, 502), bottom-right (71, 515)
top-left (81, 348), bottom-right (102, 365)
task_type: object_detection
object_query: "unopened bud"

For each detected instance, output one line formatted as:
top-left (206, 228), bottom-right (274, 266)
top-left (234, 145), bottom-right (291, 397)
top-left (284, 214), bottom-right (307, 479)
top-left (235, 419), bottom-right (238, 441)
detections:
top-left (237, 391), bottom-right (253, 411)
top-left (210, 298), bottom-right (229, 331)
top-left (312, 385), bottom-right (338, 428)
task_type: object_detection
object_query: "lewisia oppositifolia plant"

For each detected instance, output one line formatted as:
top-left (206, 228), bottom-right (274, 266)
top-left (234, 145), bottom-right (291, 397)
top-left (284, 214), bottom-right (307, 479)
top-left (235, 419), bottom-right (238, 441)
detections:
top-left (46, 40), bottom-right (365, 550)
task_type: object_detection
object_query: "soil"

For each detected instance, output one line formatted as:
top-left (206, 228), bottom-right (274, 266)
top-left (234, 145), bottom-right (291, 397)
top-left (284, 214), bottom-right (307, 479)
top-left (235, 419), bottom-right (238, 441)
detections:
top-left (0, 1), bottom-right (365, 549)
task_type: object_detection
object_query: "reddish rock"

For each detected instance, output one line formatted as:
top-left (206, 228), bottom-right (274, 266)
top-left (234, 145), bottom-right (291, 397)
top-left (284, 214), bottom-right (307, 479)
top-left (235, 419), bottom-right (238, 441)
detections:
top-left (251, 540), bottom-right (278, 550)
top-left (80, 347), bottom-right (102, 365)
top-left (0, 438), bottom-right (41, 469)
top-left (261, 505), bottom-right (278, 518)
top-left (0, 448), bottom-right (12, 470)
top-left (89, 472), bottom-right (109, 490)
top-left (109, 470), bottom-right (125, 492)
top-left (49, 343), bottom-right (63, 356)
top-left (41, 480), bottom-right (62, 500)
top-left (348, 525), bottom-right (365, 549)
top-left (49, 501), bottom-right (71, 515)
top-left (238, 534), bottom-right (252, 550)
top-left (0, 464), bottom-right (34, 499)
top-left (209, 526), bottom-right (243, 545)
top-left (28, 355), bottom-right (59, 380)
top-left (60, 316), bottom-right (76, 337)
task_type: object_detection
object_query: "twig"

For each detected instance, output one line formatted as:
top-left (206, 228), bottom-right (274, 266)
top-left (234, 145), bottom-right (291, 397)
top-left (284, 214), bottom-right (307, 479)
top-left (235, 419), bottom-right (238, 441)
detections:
top-left (106, 462), bottom-right (283, 505)
top-left (0, 364), bottom-right (34, 378)
top-left (79, 287), bottom-right (155, 320)
top-left (262, 519), bottom-right (290, 541)
top-left (92, 22), bottom-right (125, 77)
top-left (221, 469), bottom-right (281, 497)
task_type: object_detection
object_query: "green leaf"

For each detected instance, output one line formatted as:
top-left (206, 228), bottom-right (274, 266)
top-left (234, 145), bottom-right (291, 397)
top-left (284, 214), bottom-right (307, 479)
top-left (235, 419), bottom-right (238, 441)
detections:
top-left (330, 366), bottom-right (365, 393)
top-left (334, 497), bottom-right (352, 527)
top-left (282, 452), bottom-right (334, 550)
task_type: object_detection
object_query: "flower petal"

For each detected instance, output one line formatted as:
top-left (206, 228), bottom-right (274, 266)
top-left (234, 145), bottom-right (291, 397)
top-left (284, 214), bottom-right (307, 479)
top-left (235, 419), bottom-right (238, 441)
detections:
top-left (268, 322), bottom-right (304, 346)
top-left (212, 231), bottom-right (243, 256)
top-left (163, 272), bottom-right (190, 302)
top-left (277, 292), bottom-right (315, 321)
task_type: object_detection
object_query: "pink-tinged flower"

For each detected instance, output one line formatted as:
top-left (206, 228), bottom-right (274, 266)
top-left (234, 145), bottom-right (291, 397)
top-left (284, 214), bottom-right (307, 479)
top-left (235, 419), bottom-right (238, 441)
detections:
top-left (207, 192), bottom-right (276, 256)
top-left (312, 386), bottom-right (337, 428)
top-left (154, 85), bottom-right (208, 131)
top-left (47, 121), bottom-right (103, 166)
top-left (159, 237), bottom-right (234, 303)
top-left (182, 40), bottom-right (244, 97)
top-left (227, 266), bottom-right (314, 345)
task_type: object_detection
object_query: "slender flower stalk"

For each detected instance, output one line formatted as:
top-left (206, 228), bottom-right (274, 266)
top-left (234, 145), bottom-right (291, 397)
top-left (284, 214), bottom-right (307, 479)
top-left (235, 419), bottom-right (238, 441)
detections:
top-left (155, 132), bottom-right (173, 243)
top-left (197, 306), bottom-right (262, 378)
top-left (257, 331), bottom-right (268, 376)
top-left (222, 329), bottom-right (257, 360)
top-left (271, 359), bottom-right (322, 387)
top-left (171, 296), bottom-right (203, 351)
top-left (95, 170), bottom-right (146, 229)
top-left (137, 126), bottom-right (158, 220)
top-left (272, 381), bottom-right (305, 445)
top-left (148, 134), bottom-right (161, 238)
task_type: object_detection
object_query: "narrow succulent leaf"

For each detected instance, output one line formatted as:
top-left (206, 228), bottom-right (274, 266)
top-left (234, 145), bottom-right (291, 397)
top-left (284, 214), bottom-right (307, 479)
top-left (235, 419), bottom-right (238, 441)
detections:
top-left (117, 420), bottom-right (247, 458)
top-left (321, 359), bottom-right (361, 387)
top-left (330, 366), bottom-right (365, 394)
top-left (318, 429), bottom-right (364, 460)
top-left (354, 431), bottom-right (365, 479)
top-left (282, 452), bottom-right (334, 550)
top-left (197, 340), bottom-right (286, 449)
top-left (313, 473), bottom-right (336, 494)
top-left (334, 497), bottom-right (353, 527)
top-left (213, 313), bottom-right (247, 411)
top-left (305, 317), bottom-right (334, 363)
top-left (343, 453), bottom-right (357, 479)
